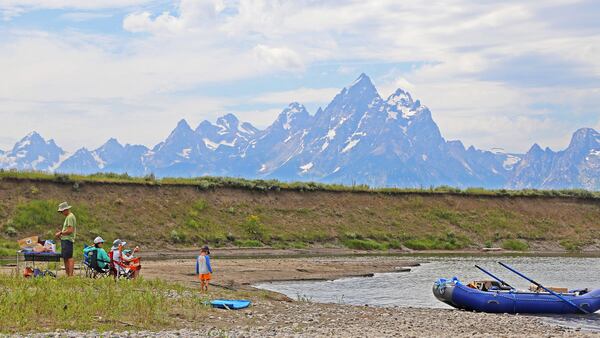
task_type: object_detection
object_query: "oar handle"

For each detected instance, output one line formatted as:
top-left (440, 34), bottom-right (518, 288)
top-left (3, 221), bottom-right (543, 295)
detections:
top-left (497, 262), bottom-right (589, 314)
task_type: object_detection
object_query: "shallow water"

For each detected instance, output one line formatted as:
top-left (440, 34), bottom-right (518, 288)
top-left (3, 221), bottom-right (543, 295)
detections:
top-left (255, 255), bottom-right (600, 331)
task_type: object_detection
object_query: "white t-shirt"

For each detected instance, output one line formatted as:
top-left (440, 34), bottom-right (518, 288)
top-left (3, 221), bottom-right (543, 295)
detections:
top-left (112, 249), bottom-right (121, 262)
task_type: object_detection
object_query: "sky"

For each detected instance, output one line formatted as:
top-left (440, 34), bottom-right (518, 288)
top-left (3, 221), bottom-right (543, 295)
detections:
top-left (1, 0), bottom-right (599, 153)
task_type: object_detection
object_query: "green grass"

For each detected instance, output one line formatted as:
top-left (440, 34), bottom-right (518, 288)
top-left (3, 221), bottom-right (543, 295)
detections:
top-left (234, 239), bottom-right (263, 247)
top-left (2, 170), bottom-right (600, 200)
top-left (404, 233), bottom-right (470, 250)
top-left (343, 239), bottom-right (386, 250)
top-left (559, 239), bottom-right (584, 252)
top-left (501, 239), bottom-right (529, 251)
top-left (0, 275), bottom-right (211, 333)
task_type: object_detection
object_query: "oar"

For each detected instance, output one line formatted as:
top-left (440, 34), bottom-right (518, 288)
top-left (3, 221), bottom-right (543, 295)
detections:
top-left (497, 261), bottom-right (589, 314)
top-left (474, 265), bottom-right (514, 290)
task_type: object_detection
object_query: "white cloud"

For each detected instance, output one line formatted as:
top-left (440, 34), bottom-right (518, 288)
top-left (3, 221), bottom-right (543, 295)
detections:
top-left (123, 11), bottom-right (185, 34)
top-left (251, 87), bottom-right (339, 105)
top-left (234, 108), bottom-right (283, 129)
top-left (253, 44), bottom-right (305, 71)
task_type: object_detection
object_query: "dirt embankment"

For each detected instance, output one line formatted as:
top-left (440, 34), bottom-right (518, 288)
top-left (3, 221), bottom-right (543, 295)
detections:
top-left (1, 178), bottom-right (600, 252)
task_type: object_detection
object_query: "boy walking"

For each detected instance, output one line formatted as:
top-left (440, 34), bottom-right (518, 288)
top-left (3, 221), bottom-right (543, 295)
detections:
top-left (196, 246), bottom-right (212, 292)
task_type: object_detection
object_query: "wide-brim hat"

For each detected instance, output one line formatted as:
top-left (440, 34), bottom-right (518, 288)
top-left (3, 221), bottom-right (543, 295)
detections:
top-left (93, 236), bottom-right (105, 244)
top-left (111, 239), bottom-right (126, 250)
top-left (57, 202), bottom-right (72, 212)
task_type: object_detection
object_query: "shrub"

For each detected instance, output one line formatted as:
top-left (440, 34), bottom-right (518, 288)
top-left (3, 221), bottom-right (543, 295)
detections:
top-left (559, 240), bottom-right (582, 252)
top-left (343, 239), bottom-right (385, 250)
top-left (170, 229), bottom-right (186, 243)
top-left (242, 215), bottom-right (267, 241)
top-left (386, 239), bottom-right (403, 249)
top-left (234, 239), bottom-right (263, 247)
top-left (192, 199), bottom-right (207, 211)
top-left (404, 233), bottom-right (470, 250)
top-left (4, 226), bottom-right (17, 237)
top-left (501, 239), bottom-right (529, 251)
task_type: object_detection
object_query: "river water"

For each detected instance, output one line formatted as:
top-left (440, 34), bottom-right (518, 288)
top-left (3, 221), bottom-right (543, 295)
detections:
top-left (254, 255), bottom-right (600, 331)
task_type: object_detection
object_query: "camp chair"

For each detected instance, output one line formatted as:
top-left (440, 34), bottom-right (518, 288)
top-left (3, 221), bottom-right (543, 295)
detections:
top-left (109, 247), bottom-right (140, 280)
top-left (82, 244), bottom-right (93, 278)
top-left (89, 249), bottom-right (111, 278)
top-left (82, 245), bottom-right (110, 278)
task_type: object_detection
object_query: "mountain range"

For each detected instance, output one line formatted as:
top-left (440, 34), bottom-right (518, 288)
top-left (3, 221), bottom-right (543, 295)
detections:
top-left (1, 74), bottom-right (599, 190)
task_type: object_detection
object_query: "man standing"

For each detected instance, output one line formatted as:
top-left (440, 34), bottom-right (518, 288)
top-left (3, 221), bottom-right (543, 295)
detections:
top-left (55, 202), bottom-right (76, 276)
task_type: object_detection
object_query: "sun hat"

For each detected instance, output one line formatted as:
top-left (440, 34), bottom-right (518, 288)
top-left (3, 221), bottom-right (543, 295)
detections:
top-left (57, 202), bottom-right (72, 212)
top-left (111, 239), bottom-right (126, 250)
top-left (93, 236), bottom-right (105, 244)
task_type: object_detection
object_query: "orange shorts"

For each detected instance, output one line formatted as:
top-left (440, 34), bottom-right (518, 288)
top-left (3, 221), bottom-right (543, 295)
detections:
top-left (199, 273), bottom-right (211, 281)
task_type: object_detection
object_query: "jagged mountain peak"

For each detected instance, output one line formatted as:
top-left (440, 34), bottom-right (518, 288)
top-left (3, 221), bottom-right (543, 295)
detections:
top-left (175, 118), bottom-right (192, 130)
top-left (74, 147), bottom-right (91, 153)
top-left (344, 73), bottom-right (378, 98)
top-left (387, 88), bottom-right (414, 107)
top-left (274, 102), bottom-right (311, 131)
top-left (168, 119), bottom-right (194, 139)
top-left (99, 137), bottom-right (123, 149)
top-left (568, 128), bottom-right (600, 148)
top-left (281, 102), bottom-right (309, 117)
top-left (527, 143), bottom-right (544, 154)
top-left (196, 120), bottom-right (214, 130)
top-left (13, 131), bottom-right (46, 150)
top-left (216, 113), bottom-right (239, 129)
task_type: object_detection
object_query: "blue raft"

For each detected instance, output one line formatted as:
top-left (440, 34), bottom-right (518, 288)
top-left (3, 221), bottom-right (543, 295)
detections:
top-left (433, 277), bottom-right (600, 314)
top-left (210, 299), bottom-right (252, 310)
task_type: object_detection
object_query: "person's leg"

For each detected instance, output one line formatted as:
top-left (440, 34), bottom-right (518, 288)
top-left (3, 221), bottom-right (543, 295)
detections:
top-left (67, 258), bottom-right (74, 276)
top-left (64, 240), bottom-right (74, 276)
top-left (62, 257), bottom-right (69, 276)
top-left (61, 240), bottom-right (70, 276)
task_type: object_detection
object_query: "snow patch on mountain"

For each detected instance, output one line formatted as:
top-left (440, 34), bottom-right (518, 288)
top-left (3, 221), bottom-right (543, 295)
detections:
top-left (503, 155), bottom-right (522, 170)
top-left (342, 139), bottom-right (360, 153)
top-left (178, 148), bottom-right (192, 159)
top-left (91, 152), bottom-right (106, 169)
top-left (203, 138), bottom-right (219, 150)
top-left (326, 129), bottom-right (336, 140)
top-left (299, 162), bottom-right (313, 173)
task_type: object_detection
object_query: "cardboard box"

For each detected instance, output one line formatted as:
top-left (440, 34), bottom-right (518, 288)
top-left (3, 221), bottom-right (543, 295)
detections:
top-left (529, 284), bottom-right (569, 293)
top-left (33, 244), bottom-right (46, 253)
top-left (18, 236), bottom-right (39, 249)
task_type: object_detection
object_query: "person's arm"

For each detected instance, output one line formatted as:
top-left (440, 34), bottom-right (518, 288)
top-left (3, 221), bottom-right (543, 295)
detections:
top-left (206, 256), bottom-right (212, 273)
top-left (195, 257), bottom-right (199, 275)
top-left (61, 226), bottom-right (74, 235)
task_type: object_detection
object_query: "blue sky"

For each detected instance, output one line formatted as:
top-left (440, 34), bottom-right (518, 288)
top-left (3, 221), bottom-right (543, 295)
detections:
top-left (1, 0), bottom-right (599, 153)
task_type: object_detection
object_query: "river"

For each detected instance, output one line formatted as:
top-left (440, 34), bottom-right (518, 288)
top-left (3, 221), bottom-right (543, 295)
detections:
top-left (254, 255), bottom-right (600, 332)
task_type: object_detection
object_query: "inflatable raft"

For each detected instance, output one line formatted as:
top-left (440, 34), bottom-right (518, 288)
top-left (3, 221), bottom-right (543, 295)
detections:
top-left (433, 277), bottom-right (600, 314)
